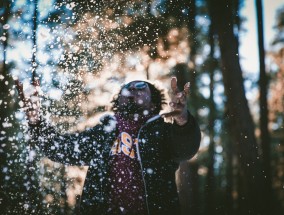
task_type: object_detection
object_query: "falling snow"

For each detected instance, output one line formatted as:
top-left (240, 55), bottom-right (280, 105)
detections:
top-left (1, 0), bottom-right (283, 214)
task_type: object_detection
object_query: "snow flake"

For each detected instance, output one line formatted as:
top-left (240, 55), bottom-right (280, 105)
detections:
top-left (0, 36), bottom-right (6, 41)
top-left (2, 121), bottom-right (12, 128)
top-left (66, 2), bottom-right (76, 10)
top-left (103, 119), bottom-right (117, 133)
top-left (29, 150), bottom-right (37, 162)
top-left (2, 167), bottom-right (8, 173)
top-left (146, 168), bottom-right (154, 174)
top-left (3, 24), bottom-right (10, 30)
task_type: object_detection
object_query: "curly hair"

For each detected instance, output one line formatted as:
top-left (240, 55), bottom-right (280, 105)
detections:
top-left (111, 81), bottom-right (167, 115)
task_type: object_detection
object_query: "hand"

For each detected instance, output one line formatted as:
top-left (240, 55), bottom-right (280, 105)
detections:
top-left (15, 78), bottom-right (41, 125)
top-left (163, 77), bottom-right (189, 125)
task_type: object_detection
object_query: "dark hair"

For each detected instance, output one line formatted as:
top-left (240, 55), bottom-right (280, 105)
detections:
top-left (111, 81), bottom-right (167, 115)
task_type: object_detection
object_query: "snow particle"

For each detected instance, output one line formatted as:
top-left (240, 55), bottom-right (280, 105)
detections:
top-left (146, 168), bottom-right (154, 174)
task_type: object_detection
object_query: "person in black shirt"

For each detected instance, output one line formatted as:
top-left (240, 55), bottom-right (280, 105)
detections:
top-left (16, 77), bottom-right (201, 214)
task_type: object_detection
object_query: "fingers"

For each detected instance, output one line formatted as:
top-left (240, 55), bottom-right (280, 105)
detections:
top-left (171, 76), bottom-right (190, 95)
top-left (33, 78), bottom-right (40, 97)
top-left (15, 79), bottom-right (40, 110)
top-left (33, 78), bottom-right (40, 87)
top-left (14, 79), bottom-right (41, 124)
top-left (15, 80), bottom-right (25, 102)
top-left (169, 77), bottom-right (190, 112)
top-left (161, 110), bottom-right (181, 118)
top-left (15, 78), bottom-right (41, 99)
top-left (183, 82), bottom-right (190, 95)
top-left (171, 77), bottom-right (178, 94)
top-left (15, 80), bottom-right (29, 108)
top-left (176, 82), bottom-right (190, 98)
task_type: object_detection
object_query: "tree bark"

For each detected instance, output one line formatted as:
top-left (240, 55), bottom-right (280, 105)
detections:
top-left (0, 0), bottom-right (11, 212)
top-left (0, 0), bottom-right (10, 76)
top-left (31, 0), bottom-right (38, 81)
top-left (209, 0), bottom-right (265, 214)
top-left (205, 21), bottom-right (217, 215)
top-left (187, 0), bottom-right (198, 116)
top-left (225, 115), bottom-right (234, 215)
top-left (25, 0), bottom-right (42, 213)
top-left (255, 1), bottom-right (272, 214)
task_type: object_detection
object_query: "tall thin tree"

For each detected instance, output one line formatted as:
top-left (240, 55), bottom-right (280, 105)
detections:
top-left (209, 0), bottom-right (266, 214)
top-left (255, 1), bottom-right (272, 214)
top-left (0, 0), bottom-right (11, 212)
top-left (31, 0), bottom-right (38, 81)
top-left (0, 0), bottom-right (10, 76)
top-left (187, 0), bottom-right (198, 116)
top-left (25, 0), bottom-right (41, 213)
top-left (205, 21), bottom-right (217, 215)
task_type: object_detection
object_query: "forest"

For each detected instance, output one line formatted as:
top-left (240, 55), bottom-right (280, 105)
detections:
top-left (0, 0), bottom-right (284, 214)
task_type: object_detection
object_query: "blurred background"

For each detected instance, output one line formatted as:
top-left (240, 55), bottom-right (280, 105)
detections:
top-left (0, 0), bottom-right (284, 214)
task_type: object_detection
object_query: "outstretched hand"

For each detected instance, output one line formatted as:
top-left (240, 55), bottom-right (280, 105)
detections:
top-left (15, 78), bottom-right (41, 125)
top-left (162, 77), bottom-right (189, 125)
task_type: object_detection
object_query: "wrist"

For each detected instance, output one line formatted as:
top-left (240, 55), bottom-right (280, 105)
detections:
top-left (174, 109), bottom-right (188, 126)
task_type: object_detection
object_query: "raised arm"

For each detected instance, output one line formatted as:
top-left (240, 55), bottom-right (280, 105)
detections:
top-left (169, 112), bottom-right (201, 162)
top-left (29, 122), bottom-right (99, 165)
top-left (15, 79), bottom-right (99, 166)
top-left (15, 78), bottom-right (41, 125)
top-left (165, 77), bottom-right (201, 162)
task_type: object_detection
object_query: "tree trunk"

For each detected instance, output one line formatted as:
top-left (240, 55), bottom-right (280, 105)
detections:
top-left (31, 0), bottom-right (38, 81)
top-left (0, 0), bottom-right (11, 212)
top-left (255, 1), bottom-right (272, 214)
top-left (225, 116), bottom-right (234, 215)
top-left (25, 0), bottom-right (41, 213)
top-left (209, 0), bottom-right (265, 214)
top-left (187, 0), bottom-right (198, 116)
top-left (0, 0), bottom-right (10, 76)
top-left (205, 21), bottom-right (217, 215)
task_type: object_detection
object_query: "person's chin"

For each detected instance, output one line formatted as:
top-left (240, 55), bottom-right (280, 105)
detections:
top-left (117, 103), bottom-right (145, 116)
